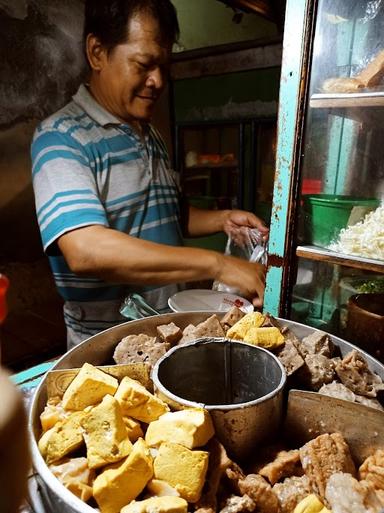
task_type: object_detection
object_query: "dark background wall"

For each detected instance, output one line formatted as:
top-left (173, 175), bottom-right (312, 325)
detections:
top-left (0, 0), bottom-right (86, 370)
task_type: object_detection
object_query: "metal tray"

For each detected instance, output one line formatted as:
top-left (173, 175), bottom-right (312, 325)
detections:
top-left (28, 313), bottom-right (384, 513)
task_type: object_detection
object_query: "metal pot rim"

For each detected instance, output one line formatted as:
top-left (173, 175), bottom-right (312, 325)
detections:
top-left (151, 337), bottom-right (287, 410)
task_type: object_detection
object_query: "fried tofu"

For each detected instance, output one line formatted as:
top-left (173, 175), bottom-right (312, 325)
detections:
top-left (121, 496), bottom-right (188, 513)
top-left (45, 411), bottom-right (86, 464)
top-left (123, 416), bottom-right (144, 442)
top-left (93, 438), bottom-right (153, 513)
top-left (227, 312), bottom-right (265, 340)
top-left (115, 376), bottom-right (169, 423)
top-left (145, 408), bottom-right (214, 449)
top-left (62, 363), bottom-right (118, 411)
top-left (153, 442), bottom-right (209, 503)
top-left (81, 394), bottom-right (132, 469)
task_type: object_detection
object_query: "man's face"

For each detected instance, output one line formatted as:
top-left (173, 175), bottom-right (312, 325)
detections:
top-left (91, 12), bottom-right (172, 124)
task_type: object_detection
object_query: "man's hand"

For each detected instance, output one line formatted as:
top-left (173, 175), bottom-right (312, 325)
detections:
top-left (215, 254), bottom-right (266, 308)
top-left (221, 209), bottom-right (269, 240)
top-left (186, 206), bottom-right (269, 240)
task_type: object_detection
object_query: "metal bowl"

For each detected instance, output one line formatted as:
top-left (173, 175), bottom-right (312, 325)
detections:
top-left (28, 313), bottom-right (384, 513)
top-left (152, 338), bottom-right (286, 461)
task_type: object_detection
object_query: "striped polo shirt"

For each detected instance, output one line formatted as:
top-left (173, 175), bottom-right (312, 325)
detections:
top-left (31, 84), bottom-right (183, 346)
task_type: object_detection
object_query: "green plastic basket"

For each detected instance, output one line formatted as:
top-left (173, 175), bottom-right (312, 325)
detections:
top-left (303, 194), bottom-right (380, 247)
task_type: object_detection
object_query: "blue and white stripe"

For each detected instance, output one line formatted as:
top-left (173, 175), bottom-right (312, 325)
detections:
top-left (31, 85), bottom-right (182, 345)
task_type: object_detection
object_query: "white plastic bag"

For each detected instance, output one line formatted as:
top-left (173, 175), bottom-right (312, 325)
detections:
top-left (212, 227), bottom-right (267, 294)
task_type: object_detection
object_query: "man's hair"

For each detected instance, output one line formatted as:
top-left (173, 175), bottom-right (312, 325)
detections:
top-left (84, 0), bottom-right (179, 52)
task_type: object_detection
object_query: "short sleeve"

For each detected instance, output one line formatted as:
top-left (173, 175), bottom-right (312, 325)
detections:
top-left (31, 128), bottom-right (108, 253)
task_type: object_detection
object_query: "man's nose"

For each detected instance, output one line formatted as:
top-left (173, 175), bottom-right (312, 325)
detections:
top-left (146, 67), bottom-right (165, 90)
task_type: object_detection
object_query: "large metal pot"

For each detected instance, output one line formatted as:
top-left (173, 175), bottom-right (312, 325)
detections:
top-left (28, 313), bottom-right (384, 513)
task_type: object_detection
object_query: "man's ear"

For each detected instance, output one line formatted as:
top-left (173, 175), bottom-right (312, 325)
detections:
top-left (86, 34), bottom-right (108, 71)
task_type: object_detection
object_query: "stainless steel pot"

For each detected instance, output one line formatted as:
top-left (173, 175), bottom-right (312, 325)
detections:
top-left (152, 338), bottom-right (286, 461)
top-left (28, 313), bottom-right (384, 513)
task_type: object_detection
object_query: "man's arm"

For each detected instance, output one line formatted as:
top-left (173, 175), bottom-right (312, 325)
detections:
top-left (58, 225), bottom-right (266, 306)
top-left (185, 205), bottom-right (269, 238)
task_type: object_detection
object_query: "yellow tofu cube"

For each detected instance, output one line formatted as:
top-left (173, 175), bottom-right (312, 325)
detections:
top-left (146, 479), bottom-right (180, 497)
top-left (227, 312), bottom-right (265, 340)
top-left (123, 416), bottom-right (144, 442)
top-left (242, 327), bottom-right (285, 349)
top-left (145, 408), bottom-right (214, 449)
top-left (154, 442), bottom-right (209, 503)
top-left (121, 496), bottom-right (188, 513)
top-left (294, 494), bottom-right (331, 513)
top-left (115, 376), bottom-right (169, 423)
top-left (45, 411), bottom-right (86, 464)
top-left (62, 363), bottom-right (118, 411)
top-left (81, 394), bottom-right (132, 469)
top-left (93, 438), bottom-right (153, 513)
top-left (38, 427), bottom-right (56, 458)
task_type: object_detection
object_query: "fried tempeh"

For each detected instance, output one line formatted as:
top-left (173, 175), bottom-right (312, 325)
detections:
top-left (299, 432), bottom-right (356, 499)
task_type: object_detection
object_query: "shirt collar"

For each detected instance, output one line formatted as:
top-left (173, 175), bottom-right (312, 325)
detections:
top-left (73, 84), bottom-right (123, 127)
top-left (72, 84), bottom-right (149, 137)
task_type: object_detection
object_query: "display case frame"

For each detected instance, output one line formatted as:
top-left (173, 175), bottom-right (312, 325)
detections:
top-left (264, 0), bottom-right (384, 353)
top-left (264, 0), bottom-right (314, 315)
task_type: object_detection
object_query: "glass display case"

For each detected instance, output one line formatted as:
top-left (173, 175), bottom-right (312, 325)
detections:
top-left (265, 0), bottom-right (384, 361)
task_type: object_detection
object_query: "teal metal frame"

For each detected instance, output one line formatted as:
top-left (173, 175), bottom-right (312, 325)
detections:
top-left (264, 0), bottom-right (313, 316)
top-left (11, 360), bottom-right (57, 391)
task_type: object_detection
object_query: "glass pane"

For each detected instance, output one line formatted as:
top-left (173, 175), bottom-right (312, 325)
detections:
top-left (296, 0), bottom-right (384, 261)
top-left (291, 258), bottom-right (384, 360)
top-left (289, 0), bottom-right (384, 362)
top-left (310, 0), bottom-right (384, 94)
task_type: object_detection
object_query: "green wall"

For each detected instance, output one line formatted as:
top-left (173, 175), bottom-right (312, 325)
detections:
top-left (174, 67), bottom-right (281, 122)
top-left (172, 0), bottom-right (278, 51)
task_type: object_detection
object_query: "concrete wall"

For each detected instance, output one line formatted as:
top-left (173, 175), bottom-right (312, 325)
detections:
top-left (0, 0), bottom-right (86, 369)
top-left (172, 0), bottom-right (278, 51)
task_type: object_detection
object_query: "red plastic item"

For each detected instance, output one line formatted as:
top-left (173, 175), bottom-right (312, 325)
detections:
top-left (302, 179), bottom-right (322, 195)
top-left (0, 274), bottom-right (9, 325)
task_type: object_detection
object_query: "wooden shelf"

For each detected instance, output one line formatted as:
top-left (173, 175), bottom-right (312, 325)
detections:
top-left (185, 162), bottom-right (238, 170)
top-left (296, 245), bottom-right (384, 273)
top-left (310, 91), bottom-right (384, 109)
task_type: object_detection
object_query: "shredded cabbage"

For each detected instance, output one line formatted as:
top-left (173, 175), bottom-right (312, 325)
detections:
top-left (329, 204), bottom-right (384, 260)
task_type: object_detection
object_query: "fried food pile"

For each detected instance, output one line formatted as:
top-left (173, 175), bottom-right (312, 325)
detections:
top-left (37, 362), bottom-right (384, 513)
top-left (38, 362), bottom-right (214, 513)
top-left (113, 309), bottom-right (384, 411)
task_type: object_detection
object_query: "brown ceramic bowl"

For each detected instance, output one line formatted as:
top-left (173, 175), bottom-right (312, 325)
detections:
top-left (347, 293), bottom-right (384, 362)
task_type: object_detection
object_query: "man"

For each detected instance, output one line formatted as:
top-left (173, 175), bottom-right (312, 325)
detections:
top-left (31, 0), bottom-right (268, 348)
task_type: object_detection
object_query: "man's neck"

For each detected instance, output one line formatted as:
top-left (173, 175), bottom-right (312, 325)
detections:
top-left (86, 82), bottom-right (147, 137)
